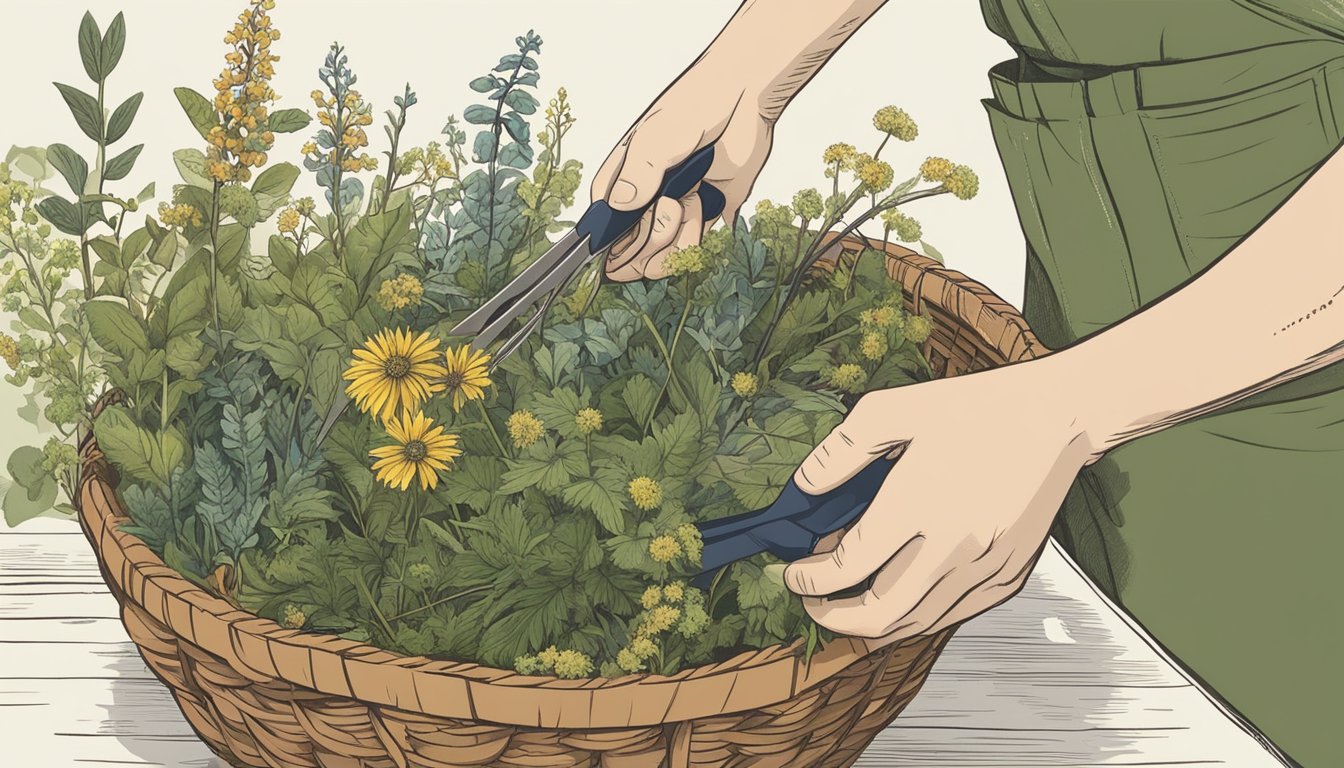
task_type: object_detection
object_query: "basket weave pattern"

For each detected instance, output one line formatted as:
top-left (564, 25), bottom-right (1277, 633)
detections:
top-left (76, 238), bottom-right (1043, 768)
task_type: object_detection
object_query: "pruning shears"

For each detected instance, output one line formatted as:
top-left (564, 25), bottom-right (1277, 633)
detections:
top-left (314, 143), bottom-right (897, 588)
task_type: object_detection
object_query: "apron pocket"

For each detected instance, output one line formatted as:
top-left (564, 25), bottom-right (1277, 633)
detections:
top-left (1139, 62), bottom-right (1344, 270)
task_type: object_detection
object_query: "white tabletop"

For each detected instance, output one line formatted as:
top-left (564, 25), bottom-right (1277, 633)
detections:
top-left (0, 517), bottom-right (1288, 767)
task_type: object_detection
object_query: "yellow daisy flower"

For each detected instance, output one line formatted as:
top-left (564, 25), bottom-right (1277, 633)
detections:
top-left (369, 411), bottom-right (462, 491)
top-left (343, 328), bottom-right (447, 423)
top-left (442, 344), bottom-right (492, 411)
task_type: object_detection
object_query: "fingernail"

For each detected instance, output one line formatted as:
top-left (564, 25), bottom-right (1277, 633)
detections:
top-left (610, 180), bottom-right (638, 206)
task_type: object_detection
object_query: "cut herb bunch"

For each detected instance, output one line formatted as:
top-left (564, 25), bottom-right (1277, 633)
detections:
top-left (2, 3), bottom-right (979, 679)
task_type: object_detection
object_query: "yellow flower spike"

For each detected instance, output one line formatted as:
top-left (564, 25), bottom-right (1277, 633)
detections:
top-left (629, 635), bottom-right (658, 660)
top-left (860, 332), bottom-right (888, 360)
top-left (277, 208), bottom-right (300, 234)
top-left (369, 411), bottom-right (462, 491)
top-left (730, 372), bottom-right (759, 398)
top-left (553, 650), bottom-right (594, 679)
top-left (441, 345), bottom-right (492, 412)
top-left (643, 605), bottom-right (681, 634)
top-left (0, 333), bottom-right (21, 370)
top-left (342, 328), bottom-right (448, 423)
top-left (616, 648), bottom-right (643, 673)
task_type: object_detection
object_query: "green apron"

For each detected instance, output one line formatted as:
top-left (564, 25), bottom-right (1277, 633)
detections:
top-left (977, 2), bottom-right (1344, 764)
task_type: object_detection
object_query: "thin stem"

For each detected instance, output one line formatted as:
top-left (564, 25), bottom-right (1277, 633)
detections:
top-left (386, 584), bottom-right (492, 622)
top-left (474, 400), bottom-right (509, 456)
top-left (640, 312), bottom-right (689, 404)
top-left (354, 575), bottom-right (397, 638)
top-left (208, 182), bottom-right (225, 347)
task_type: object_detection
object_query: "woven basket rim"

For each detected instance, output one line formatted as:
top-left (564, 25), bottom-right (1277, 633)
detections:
top-left (75, 236), bottom-right (1043, 729)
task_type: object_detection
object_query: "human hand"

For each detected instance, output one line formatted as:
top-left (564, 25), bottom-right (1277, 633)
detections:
top-left (592, 62), bottom-right (774, 282)
top-left (784, 356), bottom-right (1099, 645)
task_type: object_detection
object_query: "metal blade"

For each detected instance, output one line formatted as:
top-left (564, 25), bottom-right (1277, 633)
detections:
top-left (314, 390), bottom-right (351, 451)
top-left (450, 230), bottom-right (582, 339)
top-left (464, 235), bottom-right (597, 351)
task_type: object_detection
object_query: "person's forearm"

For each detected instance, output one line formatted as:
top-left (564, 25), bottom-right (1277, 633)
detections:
top-left (1049, 146), bottom-right (1344, 454)
top-left (699, 0), bottom-right (889, 120)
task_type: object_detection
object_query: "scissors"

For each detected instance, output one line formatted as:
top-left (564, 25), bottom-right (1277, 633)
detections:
top-left (314, 143), bottom-right (898, 588)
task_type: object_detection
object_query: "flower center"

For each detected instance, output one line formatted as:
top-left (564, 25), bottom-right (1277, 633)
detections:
top-left (383, 354), bottom-right (411, 379)
top-left (402, 440), bottom-right (427, 462)
top-left (443, 370), bottom-right (464, 388)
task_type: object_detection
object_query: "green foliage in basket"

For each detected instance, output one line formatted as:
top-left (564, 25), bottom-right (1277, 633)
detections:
top-left (1, 2), bottom-right (980, 677)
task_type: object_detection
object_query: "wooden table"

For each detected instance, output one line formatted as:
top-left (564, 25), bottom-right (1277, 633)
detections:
top-left (0, 518), bottom-right (1288, 767)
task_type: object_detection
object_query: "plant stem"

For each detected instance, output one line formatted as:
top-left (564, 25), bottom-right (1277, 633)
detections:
top-left (640, 312), bottom-right (689, 404)
top-left (208, 183), bottom-right (225, 348)
top-left (386, 584), bottom-right (492, 622)
top-left (474, 400), bottom-right (509, 456)
top-left (643, 300), bottom-right (692, 436)
top-left (354, 576), bottom-right (397, 639)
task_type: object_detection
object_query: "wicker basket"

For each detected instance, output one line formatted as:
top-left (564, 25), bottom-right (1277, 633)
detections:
top-left (75, 235), bottom-right (1044, 768)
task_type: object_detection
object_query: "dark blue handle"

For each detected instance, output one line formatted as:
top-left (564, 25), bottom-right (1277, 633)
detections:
top-left (691, 459), bottom-right (897, 589)
top-left (577, 145), bottom-right (726, 252)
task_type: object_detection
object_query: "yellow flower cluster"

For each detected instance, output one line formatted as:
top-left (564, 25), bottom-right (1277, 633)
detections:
top-left (396, 142), bottom-right (456, 181)
top-left (640, 586), bottom-right (662, 610)
top-left (376, 273), bottom-right (425, 311)
top-left (860, 332), bottom-right (887, 361)
top-left (507, 409), bottom-right (545, 448)
top-left (662, 582), bottom-right (685, 603)
top-left (675, 523), bottom-right (704, 565)
top-left (575, 407), bottom-right (603, 435)
top-left (648, 534), bottom-right (681, 563)
top-left (281, 603), bottom-right (306, 629)
top-left (822, 142), bottom-right (857, 168)
top-left (628, 476), bottom-right (663, 511)
top-left (943, 164), bottom-right (980, 201)
top-left (828, 363), bottom-right (867, 393)
top-left (792, 188), bottom-right (824, 221)
top-left (881, 208), bottom-right (922, 243)
top-left (408, 562), bottom-right (433, 585)
top-left (873, 105), bottom-right (918, 141)
top-left (0, 333), bottom-right (19, 370)
top-left (158, 203), bottom-right (203, 229)
top-left (514, 646), bottom-right (594, 679)
top-left (208, 0), bottom-right (282, 182)
top-left (308, 85), bottom-right (377, 173)
top-left (905, 314), bottom-right (933, 343)
top-left (860, 305), bottom-right (900, 332)
top-left (664, 244), bottom-right (707, 276)
top-left (856, 156), bottom-right (895, 192)
top-left (731, 371), bottom-right (758, 398)
top-left (294, 196), bottom-right (316, 215)
top-left (276, 206), bottom-right (301, 234)
top-left (920, 156), bottom-right (955, 183)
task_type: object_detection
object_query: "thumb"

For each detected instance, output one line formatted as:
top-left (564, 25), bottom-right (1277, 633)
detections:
top-left (794, 395), bottom-right (904, 495)
top-left (607, 113), bottom-right (700, 212)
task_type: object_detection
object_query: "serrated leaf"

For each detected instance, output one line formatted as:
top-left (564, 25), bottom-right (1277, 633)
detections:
top-left (54, 82), bottom-right (103, 142)
top-left (562, 465), bottom-right (628, 534)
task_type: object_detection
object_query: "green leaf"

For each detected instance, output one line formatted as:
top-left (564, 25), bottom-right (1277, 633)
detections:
top-left (504, 90), bottom-right (538, 116)
top-left (6, 146), bottom-right (52, 182)
top-left (421, 518), bottom-right (466, 554)
top-left (251, 162), bottom-right (299, 218)
top-left (173, 148), bottom-right (213, 188)
top-left (733, 561), bottom-right (788, 610)
top-left (174, 86), bottom-right (218, 141)
top-left (463, 104), bottom-right (496, 125)
top-left (103, 144), bottom-right (143, 181)
top-left (530, 389), bottom-right (584, 439)
top-left (35, 195), bottom-right (86, 236)
top-left (105, 92), bottom-right (143, 144)
top-left (100, 13), bottom-right (126, 78)
top-left (498, 142), bottom-right (533, 169)
top-left (919, 239), bottom-right (945, 264)
top-left (267, 108), bottom-right (311, 133)
top-left (148, 229), bottom-right (178, 269)
top-left (77, 12), bottom-right (103, 82)
top-left (621, 374), bottom-right (658, 429)
top-left (343, 202), bottom-right (415, 290)
top-left (214, 223), bottom-right (249, 273)
top-left (561, 464), bottom-right (628, 535)
top-left (88, 236), bottom-right (127, 270)
top-left (165, 333), bottom-right (209, 378)
top-left (2, 472), bottom-right (59, 528)
top-left (7, 445), bottom-right (48, 489)
top-left (85, 299), bottom-right (149, 357)
top-left (54, 82), bottom-right (103, 143)
top-left (472, 131), bottom-right (497, 163)
top-left (440, 456), bottom-right (504, 511)
top-left (46, 143), bottom-right (89, 196)
top-left (93, 406), bottom-right (172, 487)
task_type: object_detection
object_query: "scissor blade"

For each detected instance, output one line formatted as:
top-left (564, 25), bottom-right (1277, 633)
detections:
top-left (450, 230), bottom-right (582, 339)
top-left (464, 234), bottom-right (597, 350)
